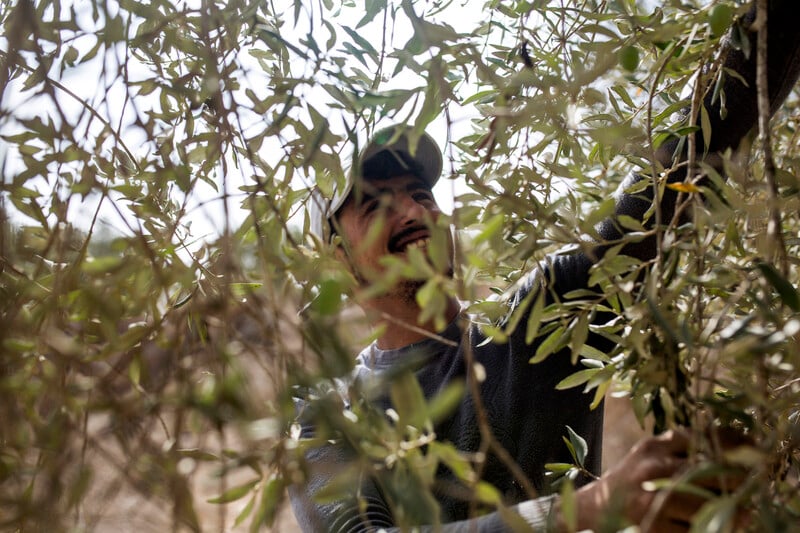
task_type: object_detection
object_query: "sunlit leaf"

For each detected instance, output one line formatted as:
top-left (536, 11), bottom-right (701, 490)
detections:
top-left (207, 479), bottom-right (259, 504)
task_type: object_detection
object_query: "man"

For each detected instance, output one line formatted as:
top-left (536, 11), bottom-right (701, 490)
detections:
top-left (292, 1), bottom-right (800, 530)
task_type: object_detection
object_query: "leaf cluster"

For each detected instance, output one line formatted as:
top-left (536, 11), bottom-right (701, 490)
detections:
top-left (2, 0), bottom-right (800, 530)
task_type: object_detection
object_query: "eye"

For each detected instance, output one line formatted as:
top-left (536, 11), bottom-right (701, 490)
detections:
top-left (412, 190), bottom-right (434, 204)
top-left (361, 192), bottom-right (390, 215)
top-left (362, 198), bottom-right (379, 214)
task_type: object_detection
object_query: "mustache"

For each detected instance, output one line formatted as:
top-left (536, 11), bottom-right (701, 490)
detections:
top-left (388, 225), bottom-right (428, 253)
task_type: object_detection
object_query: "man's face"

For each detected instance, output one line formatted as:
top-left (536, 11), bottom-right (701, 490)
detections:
top-left (333, 173), bottom-right (450, 290)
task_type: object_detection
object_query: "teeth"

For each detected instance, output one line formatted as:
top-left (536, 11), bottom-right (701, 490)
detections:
top-left (405, 237), bottom-right (430, 250)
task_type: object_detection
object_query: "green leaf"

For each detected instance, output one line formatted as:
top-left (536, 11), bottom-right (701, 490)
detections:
top-left (357, 0), bottom-right (387, 28)
top-left (234, 494), bottom-right (256, 528)
top-left (129, 355), bottom-right (141, 386)
top-left (390, 371), bottom-right (429, 430)
top-left (207, 479), bottom-right (259, 504)
top-left (690, 496), bottom-right (736, 533)
top-left (757, 263), bottom-right (800, 311)
top-left (569, 313), bottom-right (589, 364)
top-left (556, 368), bottom-right (600, 390)
top-left (474, 481), bottom-right (502, 505)
top-left (708, 4), bottom-right (733, 38)
top-left (700, 105), bottom-right (711, 150)
top-left (530, 325), bottom-right (566, 364)
top-left (474, 213), bottom-right (504, 245)
top-left (63, 45), bottom-right (79, 66)
top-left (579, 344), bottom-right (611, 362)
top-left (312, 278), bottom-right (342, 315)
top-left (617, 214), bottom-right (645, 232)
top-left (524, 290), bottom-right (546, 345)
top-left (229, 282), bottom-right (263, 298)
top-left (560, 477), bottom-right (577, 531)
top-left (428, 441), bottom-right (473, 481)
top-left (590, 376), bottom-right (611, 410)
top-left (3, 338), bottom-right (36, 353)
top-left (545, 462), bottom-right (574, 474)
top-left (341, 26), bottom-right (378, 61)
top-left (426, 381), bottom-right (465, 423)
top-left (250, 475), bottom-right (284, 531)
top-left (609, 85), bottom-right (635, 109)
top-left (175, 449), bottom-right (220, 462)
top-left (462, 89), bottom-right (496, 105)
top-left (565, 425), bottom-right (588, 467)
top-left (312, 467), bottom-right (361, 504)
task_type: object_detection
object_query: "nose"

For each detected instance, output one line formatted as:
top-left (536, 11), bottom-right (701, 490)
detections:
top-left (394, 191), bottom-right (432, 226)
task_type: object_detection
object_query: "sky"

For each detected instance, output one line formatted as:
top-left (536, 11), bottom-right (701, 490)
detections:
top-left (1, 0), bottom-right (495, 247)
top-left (1, 0), bottom-right (667, 251)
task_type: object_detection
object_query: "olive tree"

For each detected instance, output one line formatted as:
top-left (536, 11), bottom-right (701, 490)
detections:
top-left (1, 0), bottom-right (798, 530)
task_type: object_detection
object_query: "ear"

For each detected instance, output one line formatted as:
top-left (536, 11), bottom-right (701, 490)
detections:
top-left (336, 245), bottom-right (369, 292)
top-left (329, 210), bottom-right (354, 267)
top-left (331, 235), bottom-right (357, 276)
top-left (333, 239), bottom-right (349, 265)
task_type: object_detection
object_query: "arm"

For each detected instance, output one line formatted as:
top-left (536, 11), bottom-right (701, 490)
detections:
top-left (290, 430), bottom-right (726, 532)
top-left (289, 440), bottom-right (560, 532)
top-left (288, 443), bottom-right (394, 532)
top-left (289, 397), bottom-right (560, 532)
top-left (598, 0), bottom-right (800, 262)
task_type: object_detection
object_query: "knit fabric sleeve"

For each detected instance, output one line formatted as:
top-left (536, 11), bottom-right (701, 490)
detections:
top-left (289, 388), bottom-right (562, 532)
top-left (290, 458), bottom-right (559, 533)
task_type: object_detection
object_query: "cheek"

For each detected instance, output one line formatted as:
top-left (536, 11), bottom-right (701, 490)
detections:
top-left (335, 211), bottom-right (361, 249)
top-left (338, 219), bottom-right (386, 268)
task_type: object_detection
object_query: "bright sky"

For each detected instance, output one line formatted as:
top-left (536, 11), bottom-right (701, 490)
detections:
top-left (1, 0), bottom-right (497, 246)
top-left (1, 0), bottom-right (663, 250)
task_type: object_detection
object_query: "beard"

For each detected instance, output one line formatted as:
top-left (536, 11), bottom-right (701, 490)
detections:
top-left (396, 278), bottom-right (426, 305)
top-left (349, 239), bottom-right (455, 306)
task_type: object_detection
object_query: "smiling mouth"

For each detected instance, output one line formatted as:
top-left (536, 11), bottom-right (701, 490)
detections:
top-left (389, 227), bottom-right (430, 254)
top-left (403, 237), bottom-right (430, 251)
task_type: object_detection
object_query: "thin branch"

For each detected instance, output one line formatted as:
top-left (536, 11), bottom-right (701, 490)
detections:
top-left (460, 321), bottom-right (541, 512)
top-left (756, 0), bottom-right (788, 275)
top-left (0, 49), bottom-right (140, 171)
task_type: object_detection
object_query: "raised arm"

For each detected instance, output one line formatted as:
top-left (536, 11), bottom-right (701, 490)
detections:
top-left (598, 0), bottom-right (800, 262)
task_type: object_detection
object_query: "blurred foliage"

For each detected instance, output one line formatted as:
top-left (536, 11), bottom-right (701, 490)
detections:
top-left (1, 0), bottom-right (799, 530)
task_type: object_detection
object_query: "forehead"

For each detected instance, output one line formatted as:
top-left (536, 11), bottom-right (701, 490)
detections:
top-left (347, 173), bottom-right (431, 203)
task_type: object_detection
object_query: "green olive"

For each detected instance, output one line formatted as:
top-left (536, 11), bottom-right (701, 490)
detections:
top-left (619, 45), bottom-right (639, 72)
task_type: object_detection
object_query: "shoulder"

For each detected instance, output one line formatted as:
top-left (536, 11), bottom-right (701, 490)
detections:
top-left (508, 251), bottom-right (595, 308)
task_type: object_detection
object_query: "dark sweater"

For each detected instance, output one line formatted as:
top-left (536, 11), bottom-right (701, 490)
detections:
top-left (350, 255), bottom-right (605, 526)
top-left (290, 1), bottom-right (800, 530)
top-left (292, 255), bottom-right (603, 532)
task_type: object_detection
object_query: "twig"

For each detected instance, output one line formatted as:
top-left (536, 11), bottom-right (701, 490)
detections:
top-left (376, 310), bottom-right (460, 347)
top-left (645, 38), bottom-right (685, 279)
top-left (0, 50), bottom-right (140, 172)
top-left (460, 323), bottom-right (541, 511)
top-left (756, 0), bottom-right (788, 275)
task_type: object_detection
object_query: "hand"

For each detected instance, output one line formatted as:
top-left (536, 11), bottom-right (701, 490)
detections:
top-left (558, 428), bottom-right (747, 532)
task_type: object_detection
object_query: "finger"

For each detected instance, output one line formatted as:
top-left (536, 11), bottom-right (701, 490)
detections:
top-left (643, 516), bottom-right (691, 533)
top-left (642, 454), bottom-right (690, 481)
top-left (733, 507), bottom-right (752, 530)
top-left (640, 489), bottom-right (707, 532)
top-left (659, 490), bottom-right (707, 524)
top-left (650, 428), bottom-right (691, 456)
top-left (689, 465), bottom-right (747, 493)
